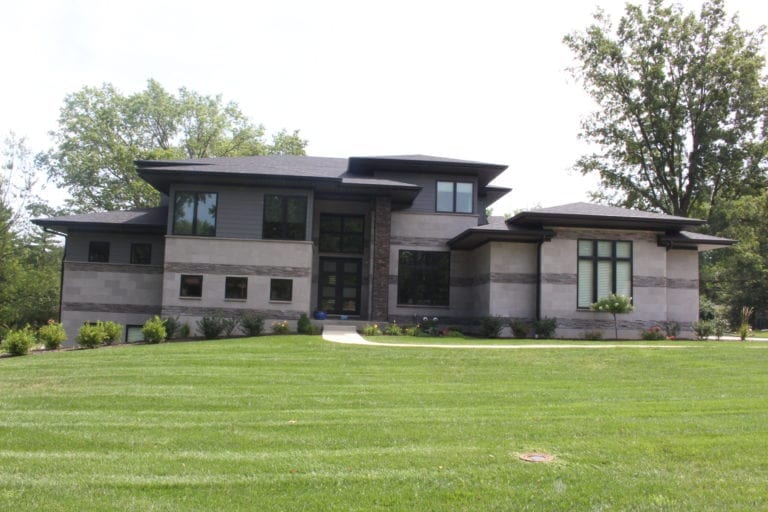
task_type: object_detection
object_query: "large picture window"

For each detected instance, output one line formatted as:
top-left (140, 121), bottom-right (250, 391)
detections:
top-left (577, 240), bottom-right (633, 309)
top-left (436, 181), bottom-right (473, 213)
top-left (263, 195), bottom-right (307, 240)
top-left (397, 250), bottom-right (450, 306)
top-left (173, 192), bottom-right (217, 236)
top-left (319, 214), bottom-right (364, 254)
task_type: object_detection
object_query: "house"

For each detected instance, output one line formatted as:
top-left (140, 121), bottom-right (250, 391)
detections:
top-left (33, 154), bottom-right (734, 342)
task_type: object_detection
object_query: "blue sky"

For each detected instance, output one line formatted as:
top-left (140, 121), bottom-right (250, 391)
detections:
top-left (1, 0), bottom-right (766, 214)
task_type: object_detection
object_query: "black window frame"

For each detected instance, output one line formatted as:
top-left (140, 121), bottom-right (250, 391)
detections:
top-left (397, 250), bottom-right (451, 306)
top-left (225, 276), bottom-right (248, 300)
top-left (172, 191), bottom-right (218, 236)
top-left (130, 243), bottom-right (152, 265)
top-left (318, 214), bottom-right (365, 254)
top-left (270, 279), bottom-right (293, 302)
top-left (577, 239), bottom-right (633, 309)
top-left (125, 325), bottom-right (144, 343)
top-left (88, 241), bottom-right (110, 263)
top-left (262, 195), bottom-right (308, 241)
top-left (179, 274), bottom-right (203, 298)
top-left (436, 181), bottom-right (474, 213)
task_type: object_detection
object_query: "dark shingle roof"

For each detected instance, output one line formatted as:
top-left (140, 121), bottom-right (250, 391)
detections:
top-left (32, 206), bottom-right (168, 233)
top-left (136, 155), bottom-right (348, 179)
top-left (659, 230), bottom-right (736, 249)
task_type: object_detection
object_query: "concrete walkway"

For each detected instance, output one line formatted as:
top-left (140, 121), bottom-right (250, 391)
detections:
top-left (321, 325), bottom-right (705, 349)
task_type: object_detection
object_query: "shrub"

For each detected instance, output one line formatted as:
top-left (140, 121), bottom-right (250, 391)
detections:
top-left (77, 323), bottom-right (106, 349)
top-left (2, 326), bottom-right (37, 356)
top-left (163, 316), bottom-right (180, 339)
top-left (297, 314), bottom-right (313, 334)
top-left (691, 320), bottom-right (713, 340)
top-left (713, 317), bottom-right (729, 341)
top-left (384, 322), bottom-right (403, 336)
top-left (362, 323), bottom-right (383, 336)
top-left (403, 326), bottom-right (418, 336)
top-left (142, 316), bottom-right (167, 344)
top-left (443, 329), bottom-right (464, 338)
top-left (241, 314), bottom-right (264, 336)
top-left (38, 321), bottom-right (67, 350)
top-left (591, 294), bottom-right (633, 339)
top-left (509, 319), bottom-right (530, 339)
top-left (197, 314), bottom-right (226, 339)
top-left (100, 321), bottom-right (122, 345)
top-left (272, 320), bottom-right (290, 334)
top-left (583, 329), bottom-right (603, 341)
top-left (418, 317), bottom-right (440, 336)
top-left (221, 317), bottom-right (240, 337)
top-left (178, 323), bottom-right (191, 338)
top-left (739, 306), bottom-right (754, 341)
top-left (641, 325), bottom-right (666, 341)
top-left (479, 316), bottom-right (505, 338)
top-left (533, 317), bottom-right (558, 339)
top-left (661, 321), bottom-right (680, 339)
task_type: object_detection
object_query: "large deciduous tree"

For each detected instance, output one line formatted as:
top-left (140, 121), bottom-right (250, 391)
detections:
top-left (564, 0), bottom-right (767, 219)
top-left (44, 79), bottom-right (308, 212)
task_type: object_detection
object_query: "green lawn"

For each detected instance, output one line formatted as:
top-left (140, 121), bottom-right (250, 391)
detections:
top-left (1, 337), bottom-right (767, 511)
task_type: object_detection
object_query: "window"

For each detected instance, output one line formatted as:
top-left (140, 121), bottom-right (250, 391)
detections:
top-left (180, 275), bottom-right (203, 298)
top-left (270, 279), bottom-right (293, 301)
top-left (173, 192), bottom-right (217, 236)
top-left (577, 240), bottom-right (633, 309)
top-left (225, 276), bottom-right (248, 300)
top-left (436, 181), bottom-right (473, 213)
top-left (319, 214), bottom-right (364, 253)
top-left (263, 195), bottom-right (307, 240)
top-left (130, 243), bottom-right (152, 265)
top-left (88, 241), bottom-right (110, 262)
top-left (126, 325), bottom-right (144, 343)
top-left (397, 250), bottom-right (450, 306)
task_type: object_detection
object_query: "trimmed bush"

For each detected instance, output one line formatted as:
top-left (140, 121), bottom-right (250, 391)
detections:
top-left (178, 323), bottom-right (191, 338)
top-left (221, 317), bottom-right (240, 337)
top-left (142, 316), bottom-right (167, 344)
top-left (77, 323), bottom-right (106, 349)
top-left (510, 319), bottom-right (530, 339)
top-left (297, 314), bottom-right (313, 334)
top-left (241, 314), bottom-right (264, 336)
top-left (479, 316), bottom-right (505, 338)
top-left (3, 326), bottom-right (37, 356)
top-left (691, 320), bottom-right (713, 340)
top-left (641, 325), bottom-right (666, 341)
top-left (100, 321), bottom-right (122, 345)
top-left (533, 317), bottom-right (558, 339)
top-left (38, 321), bottom-right (67, 350)
top-left (163, 316), bottom-right (180, 339)
top-left (197, 314), bottom-right (226, 339)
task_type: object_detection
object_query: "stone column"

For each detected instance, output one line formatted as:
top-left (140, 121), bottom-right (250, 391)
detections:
top-left (371, 196), bottom-right (391, 321)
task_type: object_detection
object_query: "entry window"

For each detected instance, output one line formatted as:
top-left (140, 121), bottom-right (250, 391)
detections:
top-left (577, 240), bottom-right (633, 308)
top-left (225, 277), bottom-right (248, 300)
top-left (263, 195), bottom-right (307, 240)
top-left (319, 214), bottom-right (364, 254)
top-left (130, 243), bottom-right (152, 265)
top-left (88, 241), bottom-right (110, 262)
top-left (173, 192), bottom-right (217, 236)
top-left (436, 181), bottom-right (473, 213)
top-left (397, 250), bottom-right (450, 306)
top-left (180, 275), bottom-right (203, 298)
top-left (270, 279), bottom-right (293, 302)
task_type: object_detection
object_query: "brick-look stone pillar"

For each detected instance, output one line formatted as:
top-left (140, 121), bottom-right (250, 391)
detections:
top-left (371, 196), bottom-right (391, 321)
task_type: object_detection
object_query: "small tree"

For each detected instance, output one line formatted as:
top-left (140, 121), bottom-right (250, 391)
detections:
top-left (591, 294), bottom-right (634, 339)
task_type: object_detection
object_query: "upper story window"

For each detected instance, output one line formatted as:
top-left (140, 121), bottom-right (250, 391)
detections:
top-left (263, 195), bottom-right (307, 240)
top-left (88, 241), bottom-right (110, 262)
top-left (436, 181), bottom-right (473, 213)
top-left (319, 214), bottom-right (364, 254)
top-left (173, 192), bottom-right (217, 236)
top-left (130, 243), bottom-right (152, 265)
top-left (577, 240), bottom-right (633, 309)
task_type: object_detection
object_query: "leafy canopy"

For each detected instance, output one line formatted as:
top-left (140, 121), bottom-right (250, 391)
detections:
top-left (565, 0), bottom-right (767, 219)
top-left (44, 79), bottom-right (308, 212)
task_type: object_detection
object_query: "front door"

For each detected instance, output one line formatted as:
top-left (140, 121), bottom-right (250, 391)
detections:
top-left (318, 258), bottom-right (362, 315)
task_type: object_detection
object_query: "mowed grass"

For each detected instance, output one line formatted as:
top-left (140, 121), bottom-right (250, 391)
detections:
top-left (1, 337), bottom-right (767, 511)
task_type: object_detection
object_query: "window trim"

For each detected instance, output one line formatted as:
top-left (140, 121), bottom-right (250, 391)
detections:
top-left (435, 181), bottom-right (474, 214)
top-left (577, 239), bottom-right (633, 309)
top-left (130, 243), bottom-right (152, 265)
top-left (88, 241), bottom-right (110, 263)
top-left (270, 278), bottom-right (293, 302)
top-left (397, 250), bottom-right (451, 307)
top-left (262, 194), bottom-right (308, 241)
top-left (172, 191), bottom-right (218, 236)
top-left (179, 274), bottom-right (203, 298)
top-left (224, 276), bottom-right (248, 300)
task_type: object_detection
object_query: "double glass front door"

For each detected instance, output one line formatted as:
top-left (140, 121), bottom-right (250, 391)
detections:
top-left (318, 258), bottom-right (361, 315)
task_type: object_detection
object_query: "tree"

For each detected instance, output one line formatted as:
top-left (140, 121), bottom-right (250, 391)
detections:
top-left (564, 0), bottom-right (768, 220)
top-left (591, 294), bottom-right (634, 339)
top-left (44, 79), bottom-right (308, 212)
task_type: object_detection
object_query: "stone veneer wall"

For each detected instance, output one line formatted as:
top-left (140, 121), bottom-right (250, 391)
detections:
top-left (371, 197), bottom-right (391, 321)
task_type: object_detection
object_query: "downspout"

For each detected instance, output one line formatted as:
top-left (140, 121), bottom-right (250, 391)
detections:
top-left (43, 227), bottom-right (68, 322)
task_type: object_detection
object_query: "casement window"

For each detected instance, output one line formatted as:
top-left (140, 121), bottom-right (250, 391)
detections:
top-left (577, 240), bottom-right (633, 308)
top-left (263, 195), bottom-right (307, 240)
top-left (270, 279), bottom-right (293, 302)
top-left (173, 192), bottom-right (217, 236)
top-left (397, 250), bottom-right (450, 306)
top-left (180, 274), bottom-right (203, 298)
top-left (225, 276), bottom-right (248, 300)
top-left (436, 181), bottom-right (473, 213)
top-left (130, 243), bottom-right (152, 265)
top-left (318, 214), bottom-right (364, 254)
top-left (88, 241), bottom-right (110, 262)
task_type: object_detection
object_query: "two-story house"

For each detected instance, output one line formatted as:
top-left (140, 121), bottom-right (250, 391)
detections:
top-left (33, 154), bottom-right (734, 342)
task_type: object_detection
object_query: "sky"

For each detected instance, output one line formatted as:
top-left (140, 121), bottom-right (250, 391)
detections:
top-left (1, 0), bottom-right (766, 214)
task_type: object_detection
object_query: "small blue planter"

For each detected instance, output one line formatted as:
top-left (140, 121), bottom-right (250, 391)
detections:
top-left (314, 311), bottom-right (327, 320)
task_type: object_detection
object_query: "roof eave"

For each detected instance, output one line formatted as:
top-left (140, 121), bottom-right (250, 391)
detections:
top-left (448, 228), bottom-right (555, 250)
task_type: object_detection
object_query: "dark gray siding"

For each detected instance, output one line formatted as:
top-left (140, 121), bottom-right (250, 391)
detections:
top-left (374, 172), bottom-right (478, 213)
top-left (67, 232), bottom-right (165, 265)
